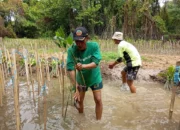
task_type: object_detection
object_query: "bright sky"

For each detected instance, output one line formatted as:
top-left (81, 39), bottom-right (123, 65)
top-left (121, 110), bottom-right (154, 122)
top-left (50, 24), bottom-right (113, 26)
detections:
top-left (159, 0), bottom-right (172, 7)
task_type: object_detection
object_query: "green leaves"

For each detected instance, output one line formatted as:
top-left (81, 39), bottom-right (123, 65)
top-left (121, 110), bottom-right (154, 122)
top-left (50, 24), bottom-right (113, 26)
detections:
top-left (160, 65), bottom-right (175, 81)
top-left (153, 15), bottom-right (167, 33)
top-left (54, 27), bottom-right (73, 50)
top-left (163, 65), bottom-right (175, 90)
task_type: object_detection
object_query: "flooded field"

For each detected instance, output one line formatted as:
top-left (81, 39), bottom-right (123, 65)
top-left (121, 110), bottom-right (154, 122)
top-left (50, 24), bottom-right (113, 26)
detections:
top-left (1, 78), bottom-right (180, 130)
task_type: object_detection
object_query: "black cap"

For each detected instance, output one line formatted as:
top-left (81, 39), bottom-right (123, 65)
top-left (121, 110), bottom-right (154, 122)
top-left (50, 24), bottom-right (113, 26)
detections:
top-left (73, 27), bottom-right (88, 41)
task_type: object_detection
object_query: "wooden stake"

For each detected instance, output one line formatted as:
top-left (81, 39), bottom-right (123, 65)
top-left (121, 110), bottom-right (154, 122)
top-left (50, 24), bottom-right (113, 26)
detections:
top-left (0, 48), bottom-right (3, 106)
top-left (169, 86), bottom-right (176, 119)
top-left (0, 64), bottom-right (3, 107)
top-left (39, 58), bottom-right (43, 87)
top-left (35, 43), bottom-right (40, 95)
top-left (62, 53), bottom-right (65, 117)
top-left (29, 64), bottom-right (35, 99)
top-left (43, 95), bottom-right (47, 130)
top-left (44, 46), bottom-right (50, 82)
top-left (3, 46), bottom-right (8, 79)
top-left (58, 53), bottom-right (63, 94)
top-left (0, 48), bottom-right (5, 96)
top-left (58, 65), bottom-right (62, 95)
top-left (11, 49), bottom-right (21, 130)
top-left (169, 61), bottom-right (180, 119)
top-left (6, 49), bottom-right (11, 67)
top-left (23, 48), bottom-right (30, 91)
top-left (64, 92), bottom-right (70, 120)
top-left (1, 64), bottom-right (5, 96)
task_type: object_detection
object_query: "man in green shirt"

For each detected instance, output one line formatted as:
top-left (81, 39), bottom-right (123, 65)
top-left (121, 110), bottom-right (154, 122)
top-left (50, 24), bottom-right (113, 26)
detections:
top-left (66, 27), bottom-right (103, 120)
top-left (109, 32), bottom-right (142, 93)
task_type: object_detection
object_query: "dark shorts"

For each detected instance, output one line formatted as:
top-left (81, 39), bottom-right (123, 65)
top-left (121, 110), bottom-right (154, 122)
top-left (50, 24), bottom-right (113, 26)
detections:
top-left (123, 66), bottom-right (140, 80)
top-left (87, 81), bottom-right (103, 91)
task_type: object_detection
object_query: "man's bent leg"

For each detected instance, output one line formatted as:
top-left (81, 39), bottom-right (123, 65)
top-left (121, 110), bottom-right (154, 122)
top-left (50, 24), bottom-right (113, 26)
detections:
top-left (121, 70), bottom-right (127, 84)
top-left (93, 90), bottom-right (103, 120)
top-left (127, 80), bottom-right (136, 93)
top-left (78, 92), bottom-right (86, 113)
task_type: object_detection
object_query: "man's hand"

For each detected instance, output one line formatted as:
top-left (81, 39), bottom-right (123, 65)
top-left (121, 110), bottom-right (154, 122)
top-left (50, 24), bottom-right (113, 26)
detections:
top-left (73, 91), bottom-right (80, 102)
top-left (76, 63), bottom-right (84, 70)
top-left (108, 63), bottom-right (114, 69)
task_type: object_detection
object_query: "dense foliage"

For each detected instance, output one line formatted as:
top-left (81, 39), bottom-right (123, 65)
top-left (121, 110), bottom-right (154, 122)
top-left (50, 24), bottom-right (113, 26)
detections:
top-left (0, 0), bottom-right (179, 40)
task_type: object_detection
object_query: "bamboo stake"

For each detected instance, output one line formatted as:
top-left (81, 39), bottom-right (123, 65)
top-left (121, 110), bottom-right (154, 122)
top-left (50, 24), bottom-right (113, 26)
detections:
top-left (6, 49), bottom-right (11, 68)
top-left (1, 64), bottom-right (5, 95)
top-left (43, 94), bottom-right (47, 130)
top-left (58, 53), bottom-right (62, 94)
top-left (0, 38), bottom-right (7, 80)
top-left (0, 48), bottom-right (3, 106)
top-left (64, 92), bottom-right (70, 120)
top-left (43, 47), bottom-right (50, 87)
top-left (169, 86), bottom-right (176, 119)
top-left (56, 61), bottom-right (59, 77)
top-left (3, 46), bottom-right (8, 78)
top-left (41, 54), bottom-right (45, 92)
top-left (0, 64), bottom-right (3, 107)
top-left (35, 43), bottom-right (41, 116)
top-left (61, 53), bottom-right (65, 117)
top-left (23, 48), bottom-right (30, 91)
top-left (169, 61), bottom-right (180, 119)
top-left (29, 64), bottom-right (35, 99)
top-left (0, 48), bottom-right (5, 96)
top-left (39, 58), bottom-right (43, 87)
top-left (41, 51), bottom-right (47, 130)
top-left (3, 57), bottom-right (7, 79)
top-left (11, 49), bottom-right (21, 130)
top-left (46, 61), bottom-right (50, 82)
top-left (35, 43), bottom-right (40, 95)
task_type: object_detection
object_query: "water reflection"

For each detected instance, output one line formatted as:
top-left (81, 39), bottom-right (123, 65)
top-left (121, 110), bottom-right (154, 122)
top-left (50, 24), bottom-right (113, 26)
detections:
top-left (0, 79), bottom-right (180, 130)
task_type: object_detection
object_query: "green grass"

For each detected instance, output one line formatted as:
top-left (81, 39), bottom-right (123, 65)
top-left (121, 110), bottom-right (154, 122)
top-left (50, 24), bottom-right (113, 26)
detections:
top-left (102, 52), bottom-right (154, 62)
top-left (141, 56), bottom-right (153, 62)
top-left (101, 52), bottom-right (118, 61)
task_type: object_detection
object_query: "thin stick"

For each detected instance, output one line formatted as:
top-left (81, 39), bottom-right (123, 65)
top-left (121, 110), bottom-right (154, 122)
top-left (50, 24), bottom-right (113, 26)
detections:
top-left (29, 64), bottom-right (35, 99)
top-left (43, 47), bottom-right (50, 87)
top-left (43, 96), bottom-right (47, 130)
top-left (70, 51), bottom-right (86, 86)
top-left (1, 64), bottom-right (5, 95)
top-left (35, 43), bottom-right (40, 95)
top-left (0, 48), bottom-right (3, 106)
top-left (64, 92), bottom-right (70, 120)
top-left (169, 86), bottom-right (176, 119)
top-left (62, 53), bottom-right (65, 117)
top-left (39, 57), bottom-right (43, 87)
top-left (0, 64), bottom-right (3, 107)
top-left (41, 53), bottom-right (45, 90)
top-left (1, 39), bottom-right (8, 79)
top-left (58, 54), bottom-right (62, 94)
top-left (45, 46), bottom-right (50, 82)
top-left (11, 49), bottom-right (21, 130)
top-left (23, 48), bottom-right (30, 91)
top-left (0, 48), bottom-right (5, 96)
top-left (6, 49), bottom-right (11, 67)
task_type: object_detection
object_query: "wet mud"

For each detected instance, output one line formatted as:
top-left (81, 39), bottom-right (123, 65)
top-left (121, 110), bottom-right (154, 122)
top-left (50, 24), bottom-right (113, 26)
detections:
top-left (1, 77), bottom-right (180, 130)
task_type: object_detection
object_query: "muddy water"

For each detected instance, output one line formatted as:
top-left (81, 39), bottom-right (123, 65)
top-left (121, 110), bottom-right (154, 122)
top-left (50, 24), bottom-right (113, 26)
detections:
top-left (1, 79), bottom-right (180, 130)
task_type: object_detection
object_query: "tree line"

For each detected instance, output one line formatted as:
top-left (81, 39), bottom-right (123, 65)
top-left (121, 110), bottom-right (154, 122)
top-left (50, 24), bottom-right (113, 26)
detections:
top-left (0, 0), bottom-right (179, 40)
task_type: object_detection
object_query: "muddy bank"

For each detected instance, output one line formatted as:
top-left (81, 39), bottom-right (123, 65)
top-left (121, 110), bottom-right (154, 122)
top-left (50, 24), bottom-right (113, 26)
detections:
top-left (16, 61), bottom-right (164, 83)
top-left (11, 53), bottom-right (180, 83)
top-left (100, 62), bottom-right (162, 83)
top-left (100, 54), bottom-right (180, 83)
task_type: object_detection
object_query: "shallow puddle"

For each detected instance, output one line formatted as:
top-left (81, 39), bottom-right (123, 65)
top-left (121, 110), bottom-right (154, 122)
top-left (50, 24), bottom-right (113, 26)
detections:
top-left (1, 78), bottom-right (180, 130)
